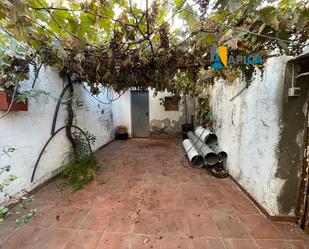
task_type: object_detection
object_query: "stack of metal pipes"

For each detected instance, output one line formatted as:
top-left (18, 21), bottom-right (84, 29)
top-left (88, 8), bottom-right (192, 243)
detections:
top-left (182, 126), bottom-right (227, 167)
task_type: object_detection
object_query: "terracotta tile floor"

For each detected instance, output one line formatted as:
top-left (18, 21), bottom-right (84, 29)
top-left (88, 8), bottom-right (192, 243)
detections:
top-left (1, 138), bottom-right (309, 249)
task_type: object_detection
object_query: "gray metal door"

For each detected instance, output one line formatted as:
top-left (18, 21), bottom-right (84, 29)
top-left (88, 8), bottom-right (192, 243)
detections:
top-left (131, 90), bottom-right (149, 137)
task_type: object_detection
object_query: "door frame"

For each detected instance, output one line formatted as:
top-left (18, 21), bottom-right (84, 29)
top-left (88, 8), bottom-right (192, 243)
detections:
top-left (295, 56), bottom-right (309, 232)
top-left (130, 90), bottom-right (150, 137)
top-left (298, 101), bottom-right (309, 231)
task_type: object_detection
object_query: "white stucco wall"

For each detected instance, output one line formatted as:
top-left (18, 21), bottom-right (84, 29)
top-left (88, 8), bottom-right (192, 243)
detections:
top-left (210, 56), bottom-right (287, 215)
top-left (149, 91), bottom-right (185, 122)
top-left (112, 90), bottom-right (132, 135)
top-left (149, 90), bottom-right (193, 136)
top-left (0, 67), bottom-right (114, 204)
top-left (112, 89), bottom-right (193, 137)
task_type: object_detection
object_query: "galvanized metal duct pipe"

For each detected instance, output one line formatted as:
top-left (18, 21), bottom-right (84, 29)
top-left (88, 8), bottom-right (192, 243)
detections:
top-left (182, 139), bottom-right (204, 167)
top-left (194, 126), bottom-right (218, 146)
top-left (187, 131), bottom-right (218, 165)
top-left (210, 145), bottom-right (228, 162)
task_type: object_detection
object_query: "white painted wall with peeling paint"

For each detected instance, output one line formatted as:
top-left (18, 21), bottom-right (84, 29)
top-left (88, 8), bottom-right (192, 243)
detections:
top-left (210, 56), bottom-right (288, 215)
top-left (0, 67), bottom-right (114, 204)
top-left (149, 90), bottom-right (194, 137)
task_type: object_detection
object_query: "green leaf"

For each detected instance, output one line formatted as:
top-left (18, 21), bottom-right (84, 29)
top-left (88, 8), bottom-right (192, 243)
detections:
top-left (68, 2), bottom-right (80, 11)
top-left (28, 39), bottom-right (42, 50)
top-left (0, 165), bottom-right (10, 175)
top-left (174, 0), bottom-right (186, 8)
top-left (208, 10), bottom-right (230, 22)
top-left (178, 3), bottom-right (197, 29)
top-left (77, 13), bottom-right (96, 39)
top-left (213, 0), bottom-right (229, 10)
top-left (2, 175), bottom-right (17, 187)
top-left (259, 7), bottom-right (280, 30)
top-left (279, 0), bottom-right (297, 10)
top-left (195, 33), bottom-right (216, 46)
top-left (278, 40), bottom-right (290, 54)
top-left (100, 18), bottom-right (112, 33)
top-left (48, 9), bottom-right (75, 36)
top-left (16, 208), bottom-right (37, 224)
top-left (278, 30), bottom-right (290, 41)
top-left (26, 0), bottom-right (49, 8)
top-left (5, 147), bottom-right (16, 153)
top-left (14, 0), bottom-right (26, 15)
top-left (227, 0), bottom-right (242, 12)
top-left (0, 206), bottom-right (8, 216)
top-left (295, 9), bottom-right (309, 30)
top-left (0, 9), bottom-right (6, 20)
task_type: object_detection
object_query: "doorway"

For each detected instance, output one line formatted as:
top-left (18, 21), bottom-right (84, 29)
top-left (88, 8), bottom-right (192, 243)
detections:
top-left (131, 90), bottom-right (149, 137)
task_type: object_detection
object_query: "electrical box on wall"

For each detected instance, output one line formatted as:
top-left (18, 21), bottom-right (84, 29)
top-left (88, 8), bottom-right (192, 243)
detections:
top-left (288, 87), bottom-right (300, 97)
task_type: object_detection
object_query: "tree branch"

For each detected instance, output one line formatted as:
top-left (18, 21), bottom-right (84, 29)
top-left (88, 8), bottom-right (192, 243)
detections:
top-left (31, 61), bottom-right (44, 88)
top-left (65, 73), bottom-right (77, 162)
top-left (119, 13), bottom-right (146, 50)
top-left (145, 0), bottom-right (155, 56)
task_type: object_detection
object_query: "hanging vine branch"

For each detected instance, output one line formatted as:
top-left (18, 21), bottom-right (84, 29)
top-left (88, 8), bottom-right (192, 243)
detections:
top-left (31, 125), bottom-right (93, 183)
top-left (65, 72), bottom-right (78, 161)
top-left (31, 61), bottom-right (44, 88)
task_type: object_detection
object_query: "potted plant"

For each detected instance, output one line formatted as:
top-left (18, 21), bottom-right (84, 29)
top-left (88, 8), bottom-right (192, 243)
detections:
top-left (0, 56), bottom-right (29, 112)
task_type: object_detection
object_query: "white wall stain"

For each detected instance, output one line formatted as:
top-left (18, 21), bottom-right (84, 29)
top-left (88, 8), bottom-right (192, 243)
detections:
top-left (296, 130), bottom-right (304, 150)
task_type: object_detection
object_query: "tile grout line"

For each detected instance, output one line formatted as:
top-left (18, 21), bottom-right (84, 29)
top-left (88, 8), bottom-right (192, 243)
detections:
top-left (231, 212), bottom-right (262, 249)
top-left (61, 229), bottom-right (79, 249)
top-left (179, 181), bottom-right (195, 248)
top-left (94, 230), bottom-right (108, 249)
top-left (209, 212), bottom-right (228, 249)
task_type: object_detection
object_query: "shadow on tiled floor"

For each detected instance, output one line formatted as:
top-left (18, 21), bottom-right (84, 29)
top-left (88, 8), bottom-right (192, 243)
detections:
top-left (1, 139), bottom-right (309, 249)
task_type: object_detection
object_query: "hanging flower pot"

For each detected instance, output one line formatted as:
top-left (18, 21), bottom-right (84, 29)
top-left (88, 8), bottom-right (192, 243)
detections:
top-left (0, 91), bottom-right (28, 111)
